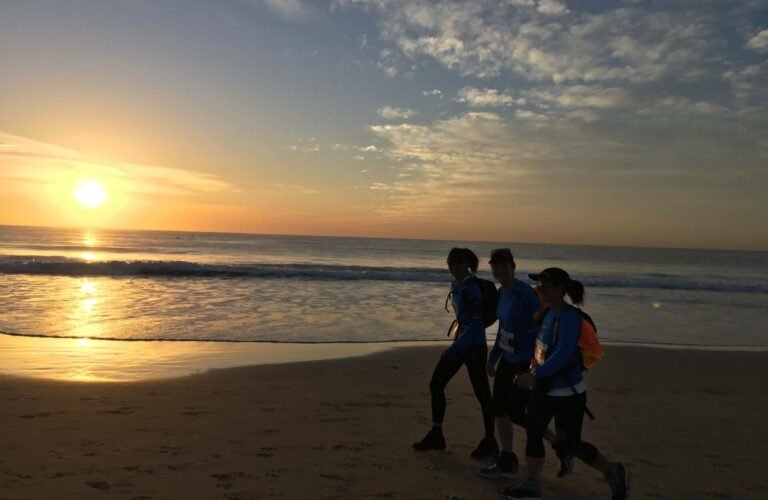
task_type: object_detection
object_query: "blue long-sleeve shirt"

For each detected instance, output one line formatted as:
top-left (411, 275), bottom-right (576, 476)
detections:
top-left (488, 281), bottom-right (541, 366)
top-left (445, 275), bottom-right (487, 355)
top-left (532, 306), bottom-right (585, 394)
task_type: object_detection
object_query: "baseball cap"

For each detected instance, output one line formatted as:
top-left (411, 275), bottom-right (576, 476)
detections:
top-left (528, 267), bottom-right (571, 286)
top-left (489, 248), bottom-right (515, 265)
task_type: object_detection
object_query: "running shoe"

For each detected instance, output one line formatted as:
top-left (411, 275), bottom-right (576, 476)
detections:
top-left (556, 449), bottom-right (575, 478)
top-left (480, 451), bottom-right (518, 479)
top-left (412, 428), bottom-right (446, 451)
top-left (470, 437), bottom-right (499, 461)
top-left (503, 478), bottom-right (542, 500)
top-left (607, 462), bottom-right (629, 500)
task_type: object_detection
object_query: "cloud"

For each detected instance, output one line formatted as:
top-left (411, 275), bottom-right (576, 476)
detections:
top-left (723, 61), bottom-right (768, 100)
top-left (377, 106), bottom-right (417, 119)
top-left (335, 0), bottom-right (754, 88)
top-left (259, 0), bottom-right (311, 21)
top-left (746, 29), bottom-right (768, 52)
top-left (515, 109), bottom-right (549, 120)
top-left (522, 85), bottom-right (636, 109)
top-left (0, 132), bottom-right (234, 196)
top-left (536, 0), bottom-right (568, 17)
top-left (365, 95), bottom-right (767, 221)
top-left (367, 112), bottom-right (547, 218)
top-left (456, 87), bottom-right (523, 107)
top-left (271, 183), bottom-right (321, 195)
top-left (422, 89), bottom-right (443, 97)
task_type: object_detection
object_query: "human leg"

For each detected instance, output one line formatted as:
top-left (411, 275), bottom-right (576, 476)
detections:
top-left (413, 354), bottom-right (463, 451)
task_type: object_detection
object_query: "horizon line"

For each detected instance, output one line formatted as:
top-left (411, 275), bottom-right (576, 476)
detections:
top-left (0, 223), bottom-right (764, 254)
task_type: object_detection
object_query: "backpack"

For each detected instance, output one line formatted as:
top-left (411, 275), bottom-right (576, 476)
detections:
top-left (553, 306), bottom-right (604, 370)
top-left (548, 306), bottom-right (604, 420)
top-left (468, 276), bottom-right (499, 328)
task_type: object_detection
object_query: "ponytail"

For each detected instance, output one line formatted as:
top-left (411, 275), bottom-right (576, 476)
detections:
top-left (465, 249), bottom-right (479, 274)
top-left (565, 279), bottom-right (585, 306)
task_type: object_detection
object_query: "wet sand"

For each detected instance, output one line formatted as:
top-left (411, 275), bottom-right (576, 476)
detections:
top-left (1, 345), bottom-right (767, 499)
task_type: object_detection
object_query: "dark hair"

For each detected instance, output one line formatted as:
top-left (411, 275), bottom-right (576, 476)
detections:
top-left (447, 247), bottom-right (479, 273)
top-left (565, 279), bottom-right (585, 306)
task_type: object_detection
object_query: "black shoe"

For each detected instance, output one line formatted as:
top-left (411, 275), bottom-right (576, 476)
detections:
top-left (470, 437), bottom-right (499, 461)
top-left (412, 428), bottom-right (446, 451)
top-left (503, 478), bottom-right (542, 499)
top-left (607, 463), bottom-right (629, 500)
top-left (480, 451), bottom-right (518, 479)
top-left (554, 446), bottom-right (575, 478)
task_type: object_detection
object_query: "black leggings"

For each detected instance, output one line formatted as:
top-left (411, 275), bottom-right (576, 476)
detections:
top-left (526, 391), bottom-right (598, 464)
top-left (429, 344), bottom-right (494, 438)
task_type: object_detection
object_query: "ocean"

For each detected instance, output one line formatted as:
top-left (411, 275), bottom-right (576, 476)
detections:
top-left (1, 225), bottom-right (766, 347)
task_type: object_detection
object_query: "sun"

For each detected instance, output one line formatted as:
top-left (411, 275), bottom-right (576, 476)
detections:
top-left (72, 179), bottom-right (108, 209)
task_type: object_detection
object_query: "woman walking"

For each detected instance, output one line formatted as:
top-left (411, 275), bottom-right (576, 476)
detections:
top-left (480, 249), bottom-right (541, 479)
top-left (505, 267), bottom-right (629, 500)
top-left (412, 248), bottom-right (499, 461)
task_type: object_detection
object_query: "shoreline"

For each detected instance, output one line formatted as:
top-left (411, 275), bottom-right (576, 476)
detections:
top-left (2, 331), bottom-right (767, 383)
top-left (1, 344), bottom-right (767, 498)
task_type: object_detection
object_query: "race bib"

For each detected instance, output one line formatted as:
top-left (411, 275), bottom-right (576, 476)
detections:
top-left (498, 327), bottom-right (516, 353)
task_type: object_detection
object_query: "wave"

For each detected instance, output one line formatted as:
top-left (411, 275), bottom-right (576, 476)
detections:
top-left (0, 258), bottom-right (449, 282)
top-left (0, 257), bottom-right (766, 293)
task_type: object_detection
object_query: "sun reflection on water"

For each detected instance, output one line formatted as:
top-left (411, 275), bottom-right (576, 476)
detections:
top-left (82, 231), bottom-right (98, 248)
top-left (76, 279), bottom-right (102, 338)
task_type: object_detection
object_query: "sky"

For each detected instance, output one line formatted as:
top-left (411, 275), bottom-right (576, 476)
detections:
top-left (1, 0), bottom-right (767, 250)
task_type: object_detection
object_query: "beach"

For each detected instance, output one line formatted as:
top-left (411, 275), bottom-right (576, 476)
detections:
top-left (2, 344), bottom-right (767, 499)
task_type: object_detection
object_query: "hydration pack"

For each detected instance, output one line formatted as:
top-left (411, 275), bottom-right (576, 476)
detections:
top-left (554, 306), bottom-right (604, 370)
top-left (470, 276), bottom-right (500, 328)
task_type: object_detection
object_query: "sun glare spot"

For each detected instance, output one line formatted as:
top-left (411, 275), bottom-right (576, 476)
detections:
top-left (73, 179), bottom-right (108, 208)
top-left (81, 251), bottom-right (97, 262)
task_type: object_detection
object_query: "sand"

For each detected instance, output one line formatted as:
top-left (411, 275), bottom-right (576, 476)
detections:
top-left (1, 345), bottom-right (767, 499)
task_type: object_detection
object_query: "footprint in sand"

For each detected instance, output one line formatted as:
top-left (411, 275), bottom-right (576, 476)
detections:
top-left (85, 480), bottom-right (111, 491)
top-left (211, 472), bottom-right (254, 482)
top-left (211, 472), bottom-right (254, 489)
top-left (19, 412), bottom-right (52, 419)
top-left (181, 407), bottom-right (210, 416)
top-left (159, 445), bottom-right (181, 456)
top-left (320, 473), bottom-right (343, 481)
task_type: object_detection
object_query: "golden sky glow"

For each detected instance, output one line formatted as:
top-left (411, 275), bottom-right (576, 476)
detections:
top-left (1, 1), bottom-right (767, 250)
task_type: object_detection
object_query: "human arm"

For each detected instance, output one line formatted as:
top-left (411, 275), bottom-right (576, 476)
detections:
top-left (532, 309), bottom-right (581, 381)
top-left (445, 280), bottom-right (484, 356)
